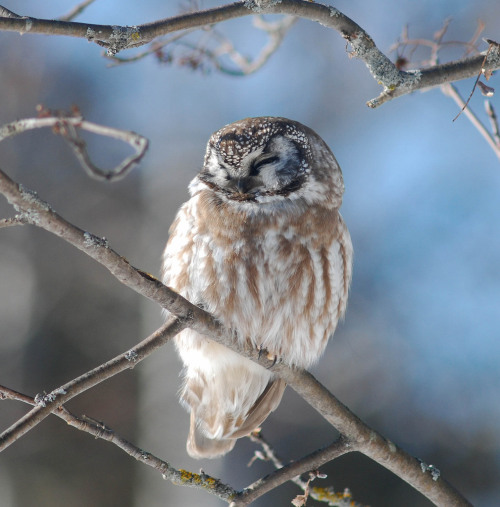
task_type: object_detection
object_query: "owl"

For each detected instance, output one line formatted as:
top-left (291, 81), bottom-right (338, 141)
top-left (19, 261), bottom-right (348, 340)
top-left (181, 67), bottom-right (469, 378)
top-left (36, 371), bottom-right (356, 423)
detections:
top-left (162, 117), bottom-right (352, 459)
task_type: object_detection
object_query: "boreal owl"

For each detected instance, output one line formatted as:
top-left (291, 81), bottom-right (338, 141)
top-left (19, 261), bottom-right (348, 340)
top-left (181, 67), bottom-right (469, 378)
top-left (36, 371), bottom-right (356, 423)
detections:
top-left (162, 117), bottom-right (352, 458)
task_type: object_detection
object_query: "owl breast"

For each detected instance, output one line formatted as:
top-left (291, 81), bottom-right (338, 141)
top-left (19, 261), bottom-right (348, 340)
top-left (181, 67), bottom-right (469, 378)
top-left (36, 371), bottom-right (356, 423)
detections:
top-left (164, 187), bottom-right (352, 368)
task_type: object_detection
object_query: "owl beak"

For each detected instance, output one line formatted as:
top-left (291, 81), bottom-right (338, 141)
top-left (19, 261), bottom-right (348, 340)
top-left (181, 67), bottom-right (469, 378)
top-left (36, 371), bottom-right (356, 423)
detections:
top-left (235, 178), bottom-right (249, 194)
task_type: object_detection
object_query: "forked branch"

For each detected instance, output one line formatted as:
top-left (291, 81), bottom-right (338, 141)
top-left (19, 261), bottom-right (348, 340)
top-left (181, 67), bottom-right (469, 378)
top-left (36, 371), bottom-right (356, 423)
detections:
top-left (0, 107), bottom-right (149, 180)
top-left (0, 384), bottom-right (237, 502)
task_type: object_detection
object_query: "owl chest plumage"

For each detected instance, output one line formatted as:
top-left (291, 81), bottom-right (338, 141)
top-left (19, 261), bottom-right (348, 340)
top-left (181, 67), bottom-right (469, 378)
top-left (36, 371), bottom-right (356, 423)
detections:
top-left (164, 188), bottom-right (351, 368)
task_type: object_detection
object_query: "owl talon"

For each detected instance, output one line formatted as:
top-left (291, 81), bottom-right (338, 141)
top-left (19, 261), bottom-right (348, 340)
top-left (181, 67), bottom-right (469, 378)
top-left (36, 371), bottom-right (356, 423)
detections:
top-left (267, 353), bottom-right (278, 368)
top-left (256, 345), bottom-right (278, 367)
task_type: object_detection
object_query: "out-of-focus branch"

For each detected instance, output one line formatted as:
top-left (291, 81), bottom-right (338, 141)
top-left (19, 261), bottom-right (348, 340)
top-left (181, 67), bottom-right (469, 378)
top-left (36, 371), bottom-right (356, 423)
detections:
top-left (392, 22), bottom-right (500, 160)
top-left (0, 1), bottom-right (498, 105)
top-left (485, 100), bottom-right (500, 145)
top-left (0, 384), bottom-right (237, 502)
top-left (0, 107), bottom-right (149, 181)
top-left (106, 15), bottom-right (297, 76)
top-left (59, 0), bottom-right (96, 22)
top-left (442, 83), bottom-right (500, 161)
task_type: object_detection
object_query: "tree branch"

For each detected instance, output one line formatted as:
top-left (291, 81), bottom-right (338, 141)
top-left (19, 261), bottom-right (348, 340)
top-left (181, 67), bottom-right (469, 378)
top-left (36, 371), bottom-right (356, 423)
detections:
top-left (0, 163), bottom-right (472, 506)
top-left (391, 21), bottom-right (500, 160)
top-left (59, 0), bottom-right (96, 22)
top-left (0, 318), bottom-right (185, 452)
top-left (442, 82), bottom-right (500, 161)
top-left (0, 108), bottom-right (149, 181)
top-left (235, 433), bottom-right (355, 506)
top-left (0, 384), bottom-right (237, 502)
top-left (0, 1), bottom-right (498, 104)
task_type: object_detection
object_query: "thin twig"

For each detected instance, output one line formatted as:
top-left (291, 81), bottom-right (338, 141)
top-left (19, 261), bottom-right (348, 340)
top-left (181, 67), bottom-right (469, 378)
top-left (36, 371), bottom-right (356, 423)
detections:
top-left (0, 216), bottom-right (28, 228)
top-left (209, 15), bottom-right (298, 75)
top-left (242, 431), bottom-right (362, 506)
top-left (106, 15), bottom-right (296, 75)
top-left (0, 6), bottom-right (21, 18)
top-left (59, 0), bottom-right (96, 22)
top-left (0, 384), bottom-right (237, 502)
top-left (485, 100), bottom-right (500, 145)
top-left (452, 44), bottom-right (494, 122)
top-left (442, 82), bottom-right (500, 160)
top-left (392, 20), bottom-right (500, 161)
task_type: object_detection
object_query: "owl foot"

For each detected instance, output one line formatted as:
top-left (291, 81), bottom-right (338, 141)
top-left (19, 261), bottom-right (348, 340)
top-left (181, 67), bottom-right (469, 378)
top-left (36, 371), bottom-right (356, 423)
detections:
top-left (257, 345), bottom-right (278, 368)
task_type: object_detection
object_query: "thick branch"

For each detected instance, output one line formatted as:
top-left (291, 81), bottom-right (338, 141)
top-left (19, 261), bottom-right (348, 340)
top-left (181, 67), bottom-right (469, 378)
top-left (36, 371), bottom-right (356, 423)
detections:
top-left (0, 1), bottom-right (498, 103)
top-left (369, 49), bottom-right (500, 107)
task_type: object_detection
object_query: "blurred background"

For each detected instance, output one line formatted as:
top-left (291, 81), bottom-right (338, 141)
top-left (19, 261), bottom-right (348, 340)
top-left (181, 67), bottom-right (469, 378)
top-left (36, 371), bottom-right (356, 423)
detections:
top-left (1, 1), bottom-right (499, 506)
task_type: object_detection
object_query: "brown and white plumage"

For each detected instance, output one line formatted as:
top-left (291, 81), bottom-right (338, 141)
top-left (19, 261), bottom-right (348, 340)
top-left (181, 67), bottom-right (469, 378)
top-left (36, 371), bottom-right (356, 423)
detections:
top-left (162, 117), bottom-right (352, 458)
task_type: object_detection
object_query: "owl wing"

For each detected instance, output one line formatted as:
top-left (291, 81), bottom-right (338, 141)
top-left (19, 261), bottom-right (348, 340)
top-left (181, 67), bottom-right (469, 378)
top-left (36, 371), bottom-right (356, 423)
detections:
top-left (162, 201), bottom-right (196, 298)
top-left (229, 377), bottom-right (286, 438)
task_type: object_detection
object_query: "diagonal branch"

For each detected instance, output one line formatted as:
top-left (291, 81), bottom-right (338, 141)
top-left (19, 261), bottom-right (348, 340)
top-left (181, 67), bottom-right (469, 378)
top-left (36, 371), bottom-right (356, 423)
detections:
top-left (442, 82), bottom-right (500, 161)
top-left (59, 0), bottom-right (96, 22)
top-left (0, 384), bottom-right (237, 502)
top-left (0, 1), bottom-right (498, 105)
top-left (0, 164), bottom-right (472, 506)
top-left (0, 318), bottom-right (185, 452)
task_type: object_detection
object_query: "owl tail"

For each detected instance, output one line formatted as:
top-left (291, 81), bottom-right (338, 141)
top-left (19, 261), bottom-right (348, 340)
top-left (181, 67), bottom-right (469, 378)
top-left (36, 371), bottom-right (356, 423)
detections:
top-left (184, 376), bottom-right (287, 459)
top-left (187, 413), bottom-right (236, 459)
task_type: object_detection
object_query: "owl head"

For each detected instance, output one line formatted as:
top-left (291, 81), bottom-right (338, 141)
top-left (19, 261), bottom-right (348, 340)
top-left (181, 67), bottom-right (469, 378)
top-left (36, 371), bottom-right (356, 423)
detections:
top-left (192, 117), bottom-right (344, 207)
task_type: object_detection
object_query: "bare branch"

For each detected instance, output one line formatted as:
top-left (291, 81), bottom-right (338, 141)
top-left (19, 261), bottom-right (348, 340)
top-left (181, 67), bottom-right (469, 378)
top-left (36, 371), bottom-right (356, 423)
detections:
top-left (0, 6), bottom-right (21, 18)
top-left (391, 21), bottom-right (500, 161)
top-left (0, 108), bottom-right (149, 181)
top-left (451, 43), bottom-right (495, 122)
top-left (0, 318), bottom-right (185, 452)
top-left (485, 100), bottom-right (500, 145)
top-left (0, 1), bottom-right (498, 103)
top-left (0, 216), bottom-right (27, 228)
top-left (238, 432), bottom-right (358, 506)
top-left (0, 384), bottom-right (237, 502)
top-left (442, 83), bottom-right (500, 161)
top-left (208, 15), bottom-right (298, 76)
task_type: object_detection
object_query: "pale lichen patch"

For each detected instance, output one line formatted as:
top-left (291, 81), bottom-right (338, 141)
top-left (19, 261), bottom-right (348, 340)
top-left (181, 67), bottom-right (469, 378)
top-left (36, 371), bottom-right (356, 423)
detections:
top-left (420, 460), bottom-right (441, 481)
top-left (243, 0), bottom-right (282, 13)
top-left (83, 231), bottom-right (108, 249)
top-left (329, 7), bottom-right (341, 17)
top-left (106, 25), bottom-right (141, 56)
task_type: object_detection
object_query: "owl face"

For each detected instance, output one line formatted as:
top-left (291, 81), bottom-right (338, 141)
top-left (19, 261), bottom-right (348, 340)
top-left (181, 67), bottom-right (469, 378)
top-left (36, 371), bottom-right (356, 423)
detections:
top-left (195, 117), bottom-right (343, 206)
